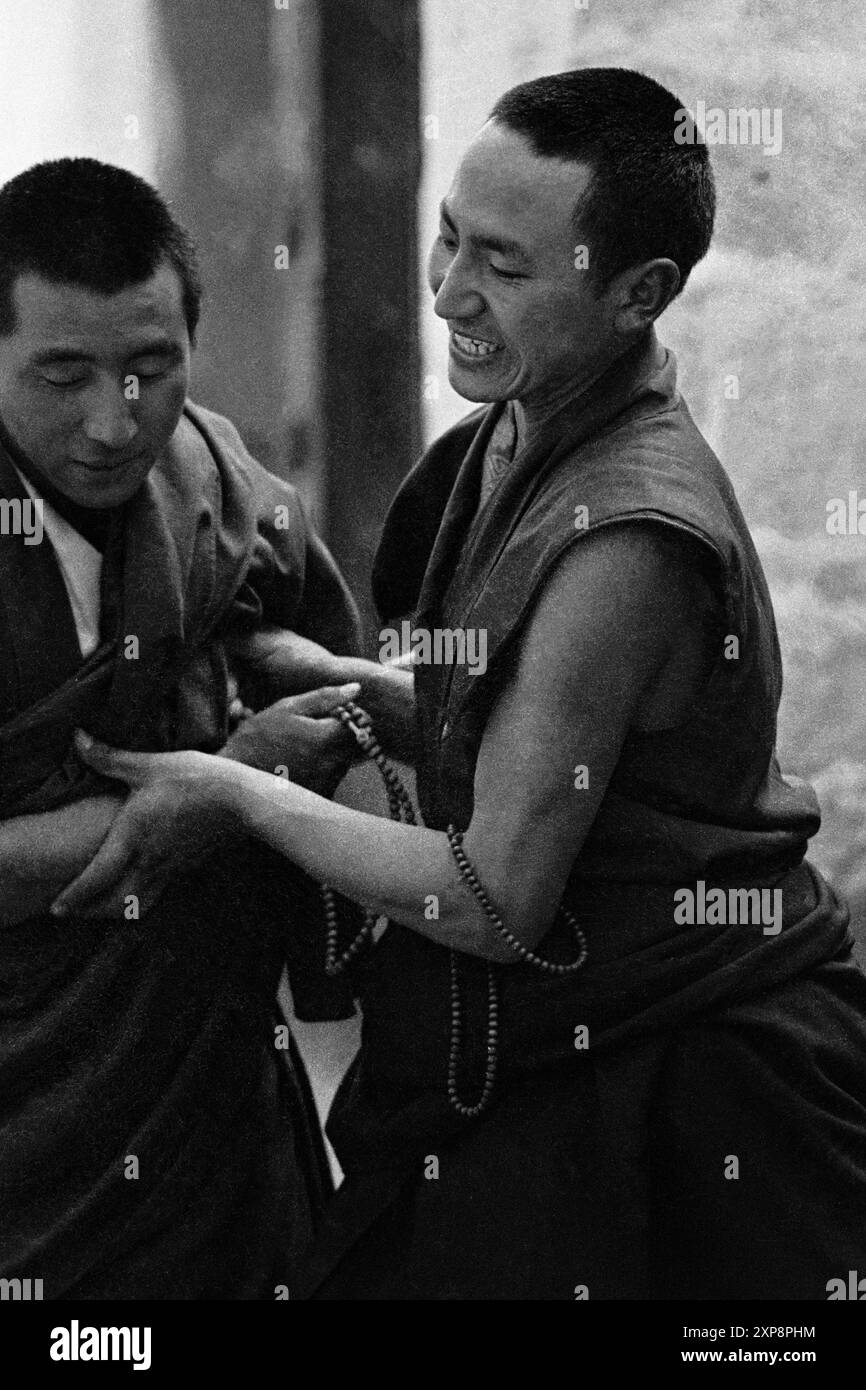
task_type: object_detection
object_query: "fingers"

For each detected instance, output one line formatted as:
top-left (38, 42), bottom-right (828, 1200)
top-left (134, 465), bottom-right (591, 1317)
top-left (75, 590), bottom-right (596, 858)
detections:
top-left (280, 683), bottom-right (361, 718)
top-left (50, 812), bottom-right (142, 917)
top-left (73, 730), bottom-right (155, 787)
top-left (76, 875), bottom-right (167, 922)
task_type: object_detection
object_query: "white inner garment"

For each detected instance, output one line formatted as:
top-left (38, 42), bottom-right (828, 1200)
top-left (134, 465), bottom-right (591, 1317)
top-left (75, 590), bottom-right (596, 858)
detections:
top-left (14, 467), bottom-right (103, 659)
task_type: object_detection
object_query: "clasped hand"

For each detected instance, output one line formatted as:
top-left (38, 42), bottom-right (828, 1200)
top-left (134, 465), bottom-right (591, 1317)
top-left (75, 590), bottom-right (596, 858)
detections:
top-left (51, 682), bottom-right (360, 921)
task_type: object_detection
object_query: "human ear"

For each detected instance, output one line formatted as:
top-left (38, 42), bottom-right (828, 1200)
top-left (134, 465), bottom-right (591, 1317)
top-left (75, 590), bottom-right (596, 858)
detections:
top-left (613, 258), bottom-right (680, 333)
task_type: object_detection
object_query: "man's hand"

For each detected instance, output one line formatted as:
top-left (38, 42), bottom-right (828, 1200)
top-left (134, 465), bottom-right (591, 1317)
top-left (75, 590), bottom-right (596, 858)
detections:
top-left (51, 684), bottom-right (360, 918)
top-left (221, 684), bottom-right (361, 796)
top-left (51, 739), bottom-right (251, 920)
top-left (0, 794), bottom-right (123, 927)
top-left (344, 661), bottom-right (417, 763)
top-left (228, 627), bottom-right (417, 763)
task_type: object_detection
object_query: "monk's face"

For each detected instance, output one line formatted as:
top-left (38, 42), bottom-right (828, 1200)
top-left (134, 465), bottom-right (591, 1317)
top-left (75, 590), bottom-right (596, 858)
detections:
top-left (427, 121), bottom-right (622, 417)
top-left (0, 261), bottom-right (190, 508)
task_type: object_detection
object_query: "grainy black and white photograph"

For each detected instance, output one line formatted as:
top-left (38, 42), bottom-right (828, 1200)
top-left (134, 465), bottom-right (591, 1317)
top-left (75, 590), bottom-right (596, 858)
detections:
top-left (0, 0), bottom-right (865, 1366)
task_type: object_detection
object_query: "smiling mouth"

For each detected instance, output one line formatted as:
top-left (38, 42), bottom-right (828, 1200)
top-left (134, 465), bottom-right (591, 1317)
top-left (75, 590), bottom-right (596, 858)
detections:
top-left (450, 330), bottom-right (502, 359)
top-left (74, 454), bottom-right (146, 472)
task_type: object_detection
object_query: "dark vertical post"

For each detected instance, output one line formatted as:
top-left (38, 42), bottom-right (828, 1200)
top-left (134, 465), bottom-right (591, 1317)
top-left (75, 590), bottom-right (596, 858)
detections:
top-left (152, 0), bottom-right (293, 482)
top-left (320, 0), bottom-right (422, 640)
top-left (153, 0), bottom-right (421, 633)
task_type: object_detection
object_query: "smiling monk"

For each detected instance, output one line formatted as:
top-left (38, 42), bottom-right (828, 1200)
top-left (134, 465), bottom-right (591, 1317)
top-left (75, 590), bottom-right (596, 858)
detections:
top-left (54, 71), bottom-right (866, 1301)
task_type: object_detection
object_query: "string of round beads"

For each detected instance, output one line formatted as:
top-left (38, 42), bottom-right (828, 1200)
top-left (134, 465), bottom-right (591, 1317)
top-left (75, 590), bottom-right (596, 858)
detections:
top-left (447, 956), bottom-right (499, 1117)
top-left (446, 825), bottom-right (588, 974)
top-left (323, 700), bottom-right (416, 976)
top-left (320, 704), bottom-right (588, 1119)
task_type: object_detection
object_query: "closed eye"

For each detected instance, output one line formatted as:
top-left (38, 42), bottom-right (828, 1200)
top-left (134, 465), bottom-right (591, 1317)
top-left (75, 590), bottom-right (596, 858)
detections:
top-left (41, 373), bottom-right (87, 389)
top-left (129, 353), bottom-right (180, 378)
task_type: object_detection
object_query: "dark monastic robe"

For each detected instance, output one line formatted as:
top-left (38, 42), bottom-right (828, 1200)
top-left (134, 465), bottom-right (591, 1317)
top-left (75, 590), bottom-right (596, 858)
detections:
top-left (0, 402), bottom-right (359, 1299)
top-left (302, 330), bottom-right (866, 1300)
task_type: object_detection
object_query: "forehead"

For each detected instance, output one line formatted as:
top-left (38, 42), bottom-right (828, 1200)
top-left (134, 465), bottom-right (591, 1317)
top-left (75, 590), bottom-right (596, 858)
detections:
top-left (446, 121), bottom-right (593, 251)
top-left (9, 261), bottom-right (188, 353)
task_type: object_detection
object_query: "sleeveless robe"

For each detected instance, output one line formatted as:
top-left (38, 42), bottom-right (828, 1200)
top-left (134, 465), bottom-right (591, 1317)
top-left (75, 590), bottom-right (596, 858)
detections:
top-left (302, 329), bottom-right (866, 1300)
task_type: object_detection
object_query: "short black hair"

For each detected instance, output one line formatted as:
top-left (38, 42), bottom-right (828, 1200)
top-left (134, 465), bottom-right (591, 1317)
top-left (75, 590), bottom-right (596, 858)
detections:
top-left (0, 157), bottom-right (202, 338)
top-left (489, 68), bottom-right (715, 295)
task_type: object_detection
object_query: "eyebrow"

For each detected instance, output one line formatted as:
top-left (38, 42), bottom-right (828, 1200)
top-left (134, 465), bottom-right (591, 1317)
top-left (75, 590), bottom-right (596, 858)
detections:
top-left (31, 341), bottom-right (183, 367)
top-left (439, 200), bottom-right (534, 269)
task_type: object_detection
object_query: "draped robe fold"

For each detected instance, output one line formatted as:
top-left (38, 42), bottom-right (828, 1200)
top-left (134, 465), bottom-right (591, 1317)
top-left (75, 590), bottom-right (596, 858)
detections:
top-left (0, 401), bottom-right (359, 1299)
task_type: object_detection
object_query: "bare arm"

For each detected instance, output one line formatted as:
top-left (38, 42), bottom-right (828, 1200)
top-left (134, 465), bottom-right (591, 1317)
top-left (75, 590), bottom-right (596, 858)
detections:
top-left (232, 525), bottom-right (702, 957)
top-left (54, 526), bottom-right (715, 958)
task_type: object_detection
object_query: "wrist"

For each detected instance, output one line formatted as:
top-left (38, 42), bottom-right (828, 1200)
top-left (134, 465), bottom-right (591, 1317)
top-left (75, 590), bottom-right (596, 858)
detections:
top-left (218, 759), bottom-right (260, 833)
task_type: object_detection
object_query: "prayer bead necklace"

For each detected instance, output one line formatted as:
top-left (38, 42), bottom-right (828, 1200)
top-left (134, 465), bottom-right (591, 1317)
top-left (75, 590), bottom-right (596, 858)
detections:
top-left (321, 701), bottom-right (589, 1117)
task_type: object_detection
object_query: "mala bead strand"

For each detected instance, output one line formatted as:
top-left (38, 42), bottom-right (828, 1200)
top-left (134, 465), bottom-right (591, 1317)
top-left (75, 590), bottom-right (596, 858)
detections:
top-left (337, 702), bottom-right (416, 823)
top-left (447, 955), bottom-right (500, 1117)
top-left (323, 891), bottom-right (376, 975)
top-left (446, 825), bottom-right (588, 974)
top-left (319, 703), bottom-right (587, 1118)
top-left (442, 825), bottom-right (587, 1115)
top-left (322, 701), bottom-right (417, 976)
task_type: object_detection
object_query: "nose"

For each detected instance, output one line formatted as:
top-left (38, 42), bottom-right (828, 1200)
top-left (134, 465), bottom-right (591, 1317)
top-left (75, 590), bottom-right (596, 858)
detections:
top-left (82, 381), bottom-right (139, 451)
top-left (428, 240), bottom-right (485, 322)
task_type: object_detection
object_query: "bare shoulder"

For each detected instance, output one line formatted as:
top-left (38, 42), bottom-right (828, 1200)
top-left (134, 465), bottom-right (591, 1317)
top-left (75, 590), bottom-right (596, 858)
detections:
top-left (516, 519), bottom-right (722, 730)
top-left (530, 518), bottom-right (718, 650)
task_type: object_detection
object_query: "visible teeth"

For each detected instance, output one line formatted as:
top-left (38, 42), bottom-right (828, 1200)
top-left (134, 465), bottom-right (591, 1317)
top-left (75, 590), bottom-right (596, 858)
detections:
top-left (452, 331), bottom-right (500, 357)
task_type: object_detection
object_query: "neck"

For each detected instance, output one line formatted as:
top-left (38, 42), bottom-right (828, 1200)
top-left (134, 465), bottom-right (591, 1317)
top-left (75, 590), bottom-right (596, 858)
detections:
top-left (513, 328), bottom-right (655, 444)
